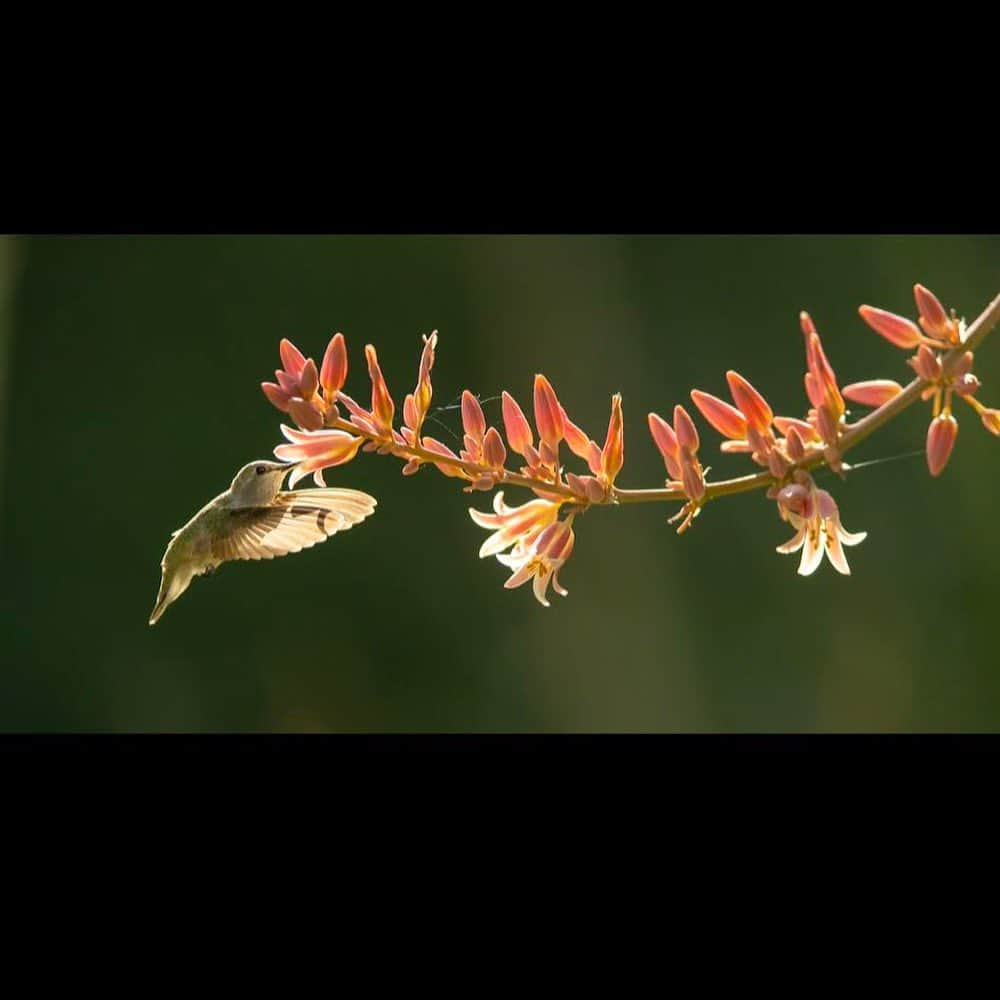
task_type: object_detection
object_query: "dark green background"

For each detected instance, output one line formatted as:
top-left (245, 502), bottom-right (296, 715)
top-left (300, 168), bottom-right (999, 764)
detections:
top-left (1, 235), bottom-right (997, 731)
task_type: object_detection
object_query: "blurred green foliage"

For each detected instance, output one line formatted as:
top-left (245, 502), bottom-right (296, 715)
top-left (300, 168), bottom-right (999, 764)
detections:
top-left (1, 235), bottom-right (997, 732)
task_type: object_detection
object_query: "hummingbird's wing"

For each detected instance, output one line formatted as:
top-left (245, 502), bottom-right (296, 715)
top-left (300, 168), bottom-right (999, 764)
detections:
top-left (212, 488), bottom-right (377, 562)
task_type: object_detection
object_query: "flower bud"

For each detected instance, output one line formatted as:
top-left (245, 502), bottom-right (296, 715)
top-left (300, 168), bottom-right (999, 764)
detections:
top-left (858, 305), bottom-right (924, 349)
top-left (926, 413), bottom-right (959, 477)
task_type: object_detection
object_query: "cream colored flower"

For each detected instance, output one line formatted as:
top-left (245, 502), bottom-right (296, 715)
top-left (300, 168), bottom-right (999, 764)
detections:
top-left (775, 478), bottom-right (866, 576)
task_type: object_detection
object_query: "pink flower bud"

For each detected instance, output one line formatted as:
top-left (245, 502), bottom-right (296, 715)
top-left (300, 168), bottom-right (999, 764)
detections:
top-left (680, 457), bottom-right (706, 501)
top-left (533, 374), bottom-right (565, 448)
top-left (673, 404), bottom-right (699, 453)
top-left (279, 338), bottom-right (307, 377)
top-left (483, 426), bottom-right (507, 469)
top-left (288, 396), bottom-right (324, 431)
top-left (858, 305), bottom-right (923, 350)
top-left (502, 391), bottom-right (534, 456)
top-left (951, 351), bottom-right (974, 378)
top-left (926, 413), bottom-right (959, 477)
top-left (913, 284), bottom-right (951, 340)
top-left (804, 372), bottom-right (824, 411)
top-left (320, 333), bottom-right (348, 395)
top-left (422, 436), bottom-right (466, 478)
top-left (954, 373), bottom-right (980, 397)
top-left (690, 389), bottom-right (747, 440)
top-left (816, 406), bottom-right (838, 446)
top-left (726, 371), bottom-right (773, 434)
top-left (299, 358), bottom-right (319, 400)
top-left (537, 439), bottom-right (559, 468)
top-left (785, 424), bottom-right (806, 461)
top-left (768, 449), bottom-right (789, 478)
top-left (776, 483), bottom-right (809, 516)
top-left (461, 390), bottom-right (487, 443)
top-left (648, 412), bottom-right (681, 480)
top-left (911, 344), bottom-right (943, 382)
top-left (807, 333), bottom-right (843, 414)
top-left (842, 380), bottom-right (904, 408)
top-left (773, 416), bottom-right (818, 441)
top-left (261, 382), bottom-right (291, 413)
top-left (563, 414), bottom-right (597, 464)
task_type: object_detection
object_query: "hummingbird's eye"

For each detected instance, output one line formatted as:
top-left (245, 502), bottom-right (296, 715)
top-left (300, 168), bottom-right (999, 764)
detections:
top-left (255, 465), bottom-right (266, 475)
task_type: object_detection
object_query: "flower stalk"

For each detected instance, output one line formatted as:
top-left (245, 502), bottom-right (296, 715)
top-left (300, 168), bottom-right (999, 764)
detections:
top-left (254, 283), bottom-right (1000, 606)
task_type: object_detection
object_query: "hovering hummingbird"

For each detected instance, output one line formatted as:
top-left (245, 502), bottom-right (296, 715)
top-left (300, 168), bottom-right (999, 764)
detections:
top-left (149, 460), bottom-right (376, 625)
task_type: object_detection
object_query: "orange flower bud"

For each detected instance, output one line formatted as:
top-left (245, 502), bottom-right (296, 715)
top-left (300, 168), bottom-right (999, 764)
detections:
top-left (365, 344), bottom-right (395, 434)
top-left (413, 331), bottom-right (437, 420)
top-left (320, 333), bottom-right (348, 396)
top-left (842, 380), bottom-right (904, 408)
top-left (773, 416), bottom-right (818, 441)
top-left (680, 457), bottom-right (706, 502)
top-left (279, 338), bottom-right (307, 377)
top-left (600, 393), bottom-right (624, 485)
top-left (403, 393), bottom-right (418, 431)
top-left (807, 333), bottom-right (843, 415)
top-left (461, 390), bottom-right (486, 443)
top-left (420, 437), bottom-right (467, 478)
top-left (980, 408), bottom-right (1000, 436)
top-left (501, 391), bottom-right (533, 456)
top-left (690, 389), bottom-right (747, 440)
top-left (926, 413), bottom-right (959, 477)
top-left (858, 305), bottom-right (923, 350)
top-left (288, 396), bottom-right (324, 431)
top-left (911, 344), bottom-right (943, 382)
top-left (799, 311), bottom-right (818, 339)
top-left (647, 412), bottom-right (681, 480)
top-left (533, 374), bottom-right (565, 448)
top-left (563, 414), bottom-right (598, 467)
top-left (784, 424), bottom-right (806, 462)
top-left (951, 351), bottom-right (974, 378)
top-left (483, 426), bottom-right (507, 469)
top-left (261, 382), bottom-right (291, 413)
top-left (299, 358), bottom-right (319, 400)
top-left (726, 371), bottom-right (773, 434)
top-left (913, 284), bottom-right (951, 340)
top-left (673, 404), bottom-right (699, 454)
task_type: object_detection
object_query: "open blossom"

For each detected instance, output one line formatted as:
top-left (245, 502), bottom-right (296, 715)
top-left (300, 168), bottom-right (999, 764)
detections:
top-left (774, 474), bottom-right (866, 576)
top-left (496, 516), bottom-right (576, 608)
top-left (859, 283), bottom-right (965, 352)
top-left (273, 424), bottom-right (363, 487)
top-left (468, 492), bottom-right (575, 607)
top-left (468, 491), bottom-right (561, 558)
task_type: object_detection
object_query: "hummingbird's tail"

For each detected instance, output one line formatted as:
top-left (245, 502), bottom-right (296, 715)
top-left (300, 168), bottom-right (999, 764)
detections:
top-left (149, 567), bottom-right (194, 625)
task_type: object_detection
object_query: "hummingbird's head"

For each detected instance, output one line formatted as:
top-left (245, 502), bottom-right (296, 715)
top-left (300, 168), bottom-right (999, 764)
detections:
top-left (229, 460), bottom-right (297, 506)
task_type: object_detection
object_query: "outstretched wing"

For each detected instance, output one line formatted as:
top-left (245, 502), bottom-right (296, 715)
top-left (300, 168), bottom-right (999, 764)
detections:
top-left (213, 488), bottom-right (377, 562)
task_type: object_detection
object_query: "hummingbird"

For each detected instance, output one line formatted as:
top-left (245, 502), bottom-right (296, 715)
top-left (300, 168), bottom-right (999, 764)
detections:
top-left (149, 460), bottom-right (377, 625)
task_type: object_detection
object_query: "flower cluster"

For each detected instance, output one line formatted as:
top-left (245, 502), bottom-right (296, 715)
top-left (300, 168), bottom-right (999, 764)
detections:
top-left (647, 405), bottom-right (705, 533)
top-left (857, 284), bottom-right (1000, 476)
top-left (673, 318), bottom-right (866, 573)
top-left (251, 279), bottom-right (999, 604)
top-left (774, 472), bottom-right (866, 576)
top-left (260, 329), bottom-right (626, 606)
